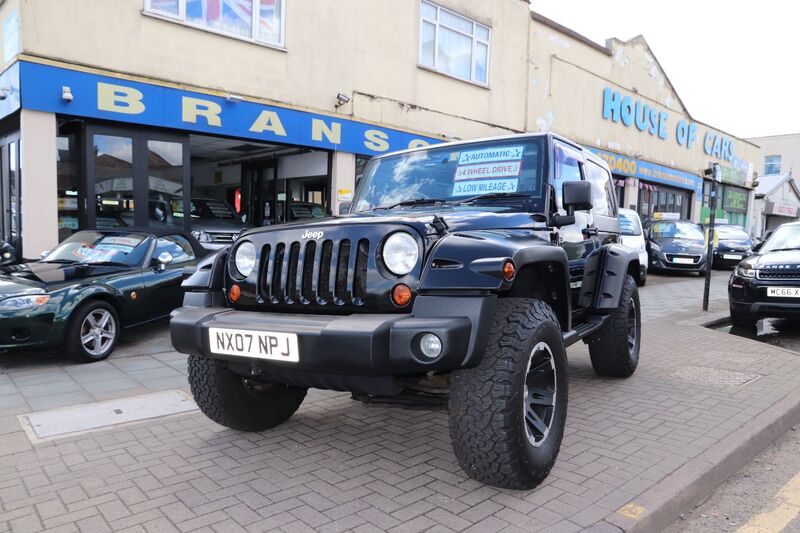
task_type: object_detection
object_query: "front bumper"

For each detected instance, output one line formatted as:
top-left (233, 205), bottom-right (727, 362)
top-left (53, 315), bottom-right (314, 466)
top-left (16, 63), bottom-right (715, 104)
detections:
top-left (713, 251), bottom-right (748, 268)
top-left (171, 295), bottom-right (496, 393)
top-left (649, 253), bottom-right (707, 273)
top-left (729, 275), bottom-right (800, 320)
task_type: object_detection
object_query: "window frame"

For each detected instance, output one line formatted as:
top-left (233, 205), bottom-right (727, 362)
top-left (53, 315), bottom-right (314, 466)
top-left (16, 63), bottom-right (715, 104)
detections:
top-left (418, 0), bottom-right (491, 86)
top-left (143, 0), bottom-right (287, 50)
top-left (764, 155), bottom-right (781, 175)
top-left (150, 234), bottom-right (196, 267)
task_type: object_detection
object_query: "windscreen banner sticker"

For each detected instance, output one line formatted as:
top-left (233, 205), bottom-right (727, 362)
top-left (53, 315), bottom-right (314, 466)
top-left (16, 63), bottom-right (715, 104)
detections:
top-left (452, 179), bottom-right (519, 196)
top-left (103, 236), bottom-right (143, 247)
top-left (457, 145), bottom-right (524, 165)
top-left (454, 161), bottom-right (522, 181)
top-left (95, 243), bottom-right (134, 253)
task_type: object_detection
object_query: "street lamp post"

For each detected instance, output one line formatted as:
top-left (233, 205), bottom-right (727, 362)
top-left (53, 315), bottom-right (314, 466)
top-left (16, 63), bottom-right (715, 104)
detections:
top-left (702, 163), bottom-right (721, 311)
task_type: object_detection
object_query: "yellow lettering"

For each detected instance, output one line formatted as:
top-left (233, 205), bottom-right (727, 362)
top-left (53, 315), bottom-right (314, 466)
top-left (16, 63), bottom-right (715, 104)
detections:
top-left (408, 139), bottom-right (430, 149)
top-left (364, 129), bottom-right (389, 152)
top-left (182, 97), bottom-right (222, 127)
top-left (311, 119), bottom-right (341, 144)
top-left (249, 110), bottom-right (287, 136)
top-left (97, 82), bottom-right (145, 115)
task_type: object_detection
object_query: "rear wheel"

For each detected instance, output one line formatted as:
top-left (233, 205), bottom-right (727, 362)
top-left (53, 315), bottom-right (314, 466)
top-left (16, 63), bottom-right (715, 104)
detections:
top-left (188, 355), bottom-right (307, 432)
top-left (449, 298), bottom-right (568, 490)
top-left (66, 301), bottom-right (120, 363)
top-left (587, 275), bottom-right (641, 378)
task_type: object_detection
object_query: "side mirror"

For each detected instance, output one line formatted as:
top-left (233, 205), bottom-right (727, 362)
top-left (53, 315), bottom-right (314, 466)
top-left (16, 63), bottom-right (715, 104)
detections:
top-left (157, 251), bottom-right (174, 271)
top-left (751, 240), bottom-right (764, 253)
top-left (562, 180), bottom-right (593, 214)
top-left (338, 201), bottom-right (352, 215)
top-left (40, 250), bottom-right (50, 259)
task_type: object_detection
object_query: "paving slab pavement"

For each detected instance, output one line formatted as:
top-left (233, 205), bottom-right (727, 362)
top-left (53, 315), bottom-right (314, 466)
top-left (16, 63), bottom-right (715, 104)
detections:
top-left (1, 271), bottom-right (799, 532)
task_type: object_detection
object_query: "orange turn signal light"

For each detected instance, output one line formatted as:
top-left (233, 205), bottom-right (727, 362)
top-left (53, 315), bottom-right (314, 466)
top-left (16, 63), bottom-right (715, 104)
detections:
top-left (229, 284), bottom-right (241, 302)
top-left (392, 284), bottom-right (412, 307)
top-left (502, 260), bottom-right (516, 281)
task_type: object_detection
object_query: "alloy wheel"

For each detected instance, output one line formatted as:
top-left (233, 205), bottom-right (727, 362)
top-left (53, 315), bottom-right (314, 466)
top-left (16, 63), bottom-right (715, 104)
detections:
top-left (627, 297), bottom-right (638, 354)
top-left (80, 309), bottom-right (116, 356)
top-left (523, 341), bottom-right (557, 447)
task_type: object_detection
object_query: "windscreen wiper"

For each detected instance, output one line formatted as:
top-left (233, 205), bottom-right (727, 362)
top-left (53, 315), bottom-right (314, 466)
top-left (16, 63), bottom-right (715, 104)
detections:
top-left (89, 261), bottom-right (129, 267)
top-left (455, 192), bottom-right (531, 205)
top-left (765, 247), bottom-right (800, 252)
top-left (377, 198), bottom-right (446, 210)
top-left (39, 259), bottom-right (78, 264)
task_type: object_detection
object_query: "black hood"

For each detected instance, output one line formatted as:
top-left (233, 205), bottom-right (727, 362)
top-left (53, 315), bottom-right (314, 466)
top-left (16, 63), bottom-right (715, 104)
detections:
top-left (747, 250), bottom-right (800, 268)
top-left (0, 261), bottom-right (130, 288)
top-left (241, 207), bottom-right (540, 240)
top-left (652, 237), bottom-right (706, 254)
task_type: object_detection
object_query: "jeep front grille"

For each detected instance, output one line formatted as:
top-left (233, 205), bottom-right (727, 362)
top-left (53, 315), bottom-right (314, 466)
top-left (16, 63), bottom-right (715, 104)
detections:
top-left (261, 238), bottom-right (370, 306)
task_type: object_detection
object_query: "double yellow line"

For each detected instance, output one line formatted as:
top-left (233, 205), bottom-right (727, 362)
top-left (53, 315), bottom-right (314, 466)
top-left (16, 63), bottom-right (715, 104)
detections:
top-left (737, 471), bottom-right (800, 533)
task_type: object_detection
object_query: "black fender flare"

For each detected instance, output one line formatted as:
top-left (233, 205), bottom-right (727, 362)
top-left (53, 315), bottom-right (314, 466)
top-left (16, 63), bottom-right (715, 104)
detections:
top-left (579, 243), bottom-right (640, 312)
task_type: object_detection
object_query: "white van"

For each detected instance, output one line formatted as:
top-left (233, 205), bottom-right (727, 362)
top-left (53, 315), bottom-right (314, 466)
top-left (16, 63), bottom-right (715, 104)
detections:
top-left (618, 208), bottom-right (648, 286)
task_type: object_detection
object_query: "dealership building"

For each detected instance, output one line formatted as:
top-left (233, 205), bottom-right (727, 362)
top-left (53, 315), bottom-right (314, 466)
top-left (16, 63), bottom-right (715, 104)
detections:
top-left (0, 0), bottom-right (761, 257)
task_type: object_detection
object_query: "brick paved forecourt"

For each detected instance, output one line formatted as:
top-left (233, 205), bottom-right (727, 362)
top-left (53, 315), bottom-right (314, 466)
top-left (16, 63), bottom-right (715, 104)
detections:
top-left (1, 273), bottom-right (798, 532)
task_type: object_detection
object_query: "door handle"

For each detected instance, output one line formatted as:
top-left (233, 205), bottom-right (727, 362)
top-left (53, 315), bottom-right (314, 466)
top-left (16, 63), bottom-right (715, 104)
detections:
top-left (582, 227), bottom-right (599, 237)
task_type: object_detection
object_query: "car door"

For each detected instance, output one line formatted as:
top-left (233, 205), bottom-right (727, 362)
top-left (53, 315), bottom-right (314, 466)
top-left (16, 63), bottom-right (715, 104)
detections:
top-left (552, 142), bottom-right (599, 302)
top-left (136, 234), bottom-right (197, 324)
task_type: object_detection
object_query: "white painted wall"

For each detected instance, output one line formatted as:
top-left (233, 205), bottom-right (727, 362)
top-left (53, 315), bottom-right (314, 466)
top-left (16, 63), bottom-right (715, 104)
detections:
top-left (20, 109), bottom-right (58, 257)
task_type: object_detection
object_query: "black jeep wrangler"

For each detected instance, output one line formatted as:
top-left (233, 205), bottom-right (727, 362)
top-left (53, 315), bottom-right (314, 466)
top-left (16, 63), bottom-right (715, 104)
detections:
top-left (171, 133), bottom-right (642, 490)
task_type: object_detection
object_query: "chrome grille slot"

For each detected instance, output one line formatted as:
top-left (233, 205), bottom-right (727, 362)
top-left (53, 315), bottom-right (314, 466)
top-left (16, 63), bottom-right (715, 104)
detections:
top-left (286, 242), bottom-right (301, 303)
top-left (270, 243), bottom-right (285, 302)
top-left (301, 241), bottom-right (316, 304)
top-left (258, 237), bottom-right (369, 307)
top-left (318, 240), bottom-right (333, 304)
top-left (354, 239), bottom-right (369, 304)
top-left (335, 240), bottom-right (351, 303)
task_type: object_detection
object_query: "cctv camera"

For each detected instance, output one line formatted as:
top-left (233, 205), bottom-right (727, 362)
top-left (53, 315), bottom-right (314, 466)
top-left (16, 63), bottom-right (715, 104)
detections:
top-left (61, 86), bottom-right (73, 102)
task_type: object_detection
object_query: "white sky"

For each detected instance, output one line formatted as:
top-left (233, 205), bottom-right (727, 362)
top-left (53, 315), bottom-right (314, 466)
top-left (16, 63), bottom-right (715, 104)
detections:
top-left (531, 1), bottom-right (798, 139)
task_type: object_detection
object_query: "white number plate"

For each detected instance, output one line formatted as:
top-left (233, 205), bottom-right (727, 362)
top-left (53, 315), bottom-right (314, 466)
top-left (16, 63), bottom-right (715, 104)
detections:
top-left (671, 257), bottom-right (694, 264)
top-left (208, 327), bottom-right (299, 362)
top-left (767, 287), bottom-right (800, 298)
top-left (723, 254), bottom-right (743, 260)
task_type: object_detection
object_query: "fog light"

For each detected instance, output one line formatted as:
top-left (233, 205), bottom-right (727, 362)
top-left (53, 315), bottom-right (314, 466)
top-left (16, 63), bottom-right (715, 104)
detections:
top-left (229, 284), bottom-right (241, 302)
top-left (392, 284), bottom-right (412, 307)
top-left (419, 333), bottom-right (442, 359)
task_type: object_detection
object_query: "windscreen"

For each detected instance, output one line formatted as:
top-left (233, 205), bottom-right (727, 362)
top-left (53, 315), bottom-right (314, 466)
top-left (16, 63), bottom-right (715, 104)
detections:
top-left (619, 212), bottom-right (642, 236)
top-left (651, 221), bottom-right (704, 241)
top-left (762, 225), bottom-right (800, 253)
top-left (716, 225), bottom-right (751, 241)
top-left (172, 199), bottom-right (238, 220)
top-left (353, 138), bottom-right (547, 212)
top-left (43, 232), bottom-right (150, 266)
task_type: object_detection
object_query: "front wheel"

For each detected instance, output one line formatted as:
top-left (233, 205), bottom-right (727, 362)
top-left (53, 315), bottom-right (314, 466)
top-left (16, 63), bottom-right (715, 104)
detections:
top-left (188, 355), bottom-right (307, 432)
top-left (66, 300), bottom-right (120, 363)
top-left (637, 268), bottom-right (647, 287)
top-left (587, 275), bottom-right (641, 377)
top-left (449, 298), bottom-right (568, 490)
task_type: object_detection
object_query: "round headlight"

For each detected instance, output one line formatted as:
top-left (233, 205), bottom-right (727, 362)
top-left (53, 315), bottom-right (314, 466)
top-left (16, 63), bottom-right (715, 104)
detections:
top-left (233, 242), bottom-right (256, 278)
top-left (382, 232), bottom-right (418, 276)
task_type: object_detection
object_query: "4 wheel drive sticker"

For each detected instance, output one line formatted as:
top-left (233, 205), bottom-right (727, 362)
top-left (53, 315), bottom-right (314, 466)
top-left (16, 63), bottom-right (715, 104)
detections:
top-left (454, 161), bottom-right (522, 181)
top-left (208, 327), bottom-right (299, 362)
top-left (457, 145), bottom-right (524, 165)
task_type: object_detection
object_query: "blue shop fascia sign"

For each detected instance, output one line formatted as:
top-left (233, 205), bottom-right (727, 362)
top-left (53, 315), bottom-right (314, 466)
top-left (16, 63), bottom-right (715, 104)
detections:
top-left (9, 60), bottom-right (443, 156)
top-left (589, 147), bottom-right (703, 196)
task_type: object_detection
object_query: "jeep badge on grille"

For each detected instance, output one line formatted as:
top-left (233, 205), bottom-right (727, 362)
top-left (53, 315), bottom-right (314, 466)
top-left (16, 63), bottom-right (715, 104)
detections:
top-left (301, 230), bottom-right (324, 240)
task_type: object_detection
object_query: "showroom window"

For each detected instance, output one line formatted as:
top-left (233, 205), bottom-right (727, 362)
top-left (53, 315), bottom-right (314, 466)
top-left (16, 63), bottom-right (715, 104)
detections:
top-left (419, 1), bottom-right (490, 84)
top-left (145, 0), bottom-right (285, 47)
top-left (764, 155), bottom-right (781, 175)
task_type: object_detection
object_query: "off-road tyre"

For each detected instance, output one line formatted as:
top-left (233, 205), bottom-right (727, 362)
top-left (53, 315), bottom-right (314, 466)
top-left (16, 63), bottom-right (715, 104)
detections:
top-left (66, 300), bottom-right (121, 363)
top-left (449, 298), bottom-right (568, 490)
top-left (188, 355), bottom-right (307, 432)
top-left (587, 275), bottom-right (641, 378)
top-left (730, 307), bottom-right (757, 330)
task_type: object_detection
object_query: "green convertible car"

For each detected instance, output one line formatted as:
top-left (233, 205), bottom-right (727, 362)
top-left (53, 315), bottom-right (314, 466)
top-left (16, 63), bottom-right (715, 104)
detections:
top-left (0, 229), bottom-right (206, 362)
